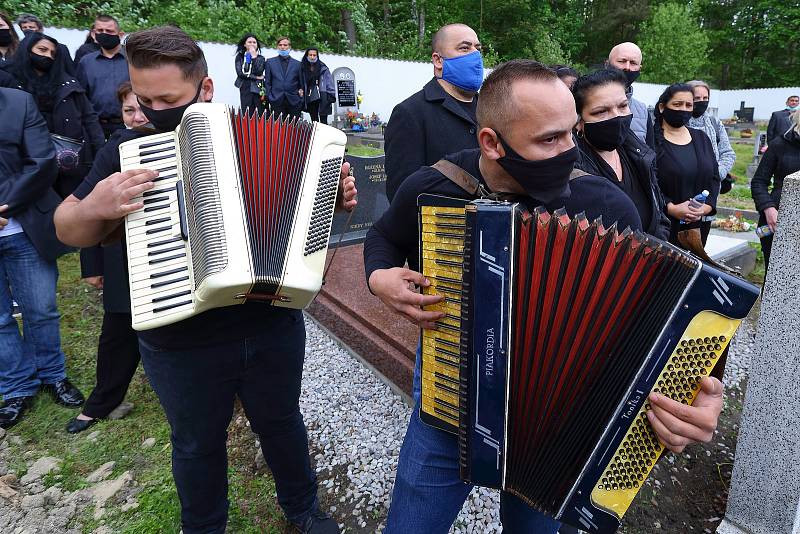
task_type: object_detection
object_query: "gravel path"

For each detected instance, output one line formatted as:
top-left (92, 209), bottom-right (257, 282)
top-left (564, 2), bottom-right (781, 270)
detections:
top-left (299, 307), bottom-right (759, 533)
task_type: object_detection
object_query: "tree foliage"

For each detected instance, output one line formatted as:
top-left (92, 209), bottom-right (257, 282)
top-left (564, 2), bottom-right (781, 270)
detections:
top-left (3, 0), bottom-right (795, 88)
top-left (638, 2), bottom-right (708, 84)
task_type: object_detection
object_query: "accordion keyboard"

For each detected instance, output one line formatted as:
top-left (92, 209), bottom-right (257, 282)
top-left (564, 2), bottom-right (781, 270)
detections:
top-left (419, 205), bottom-right (467, 433)
top-left (121, 133), bottom-right (194, 326)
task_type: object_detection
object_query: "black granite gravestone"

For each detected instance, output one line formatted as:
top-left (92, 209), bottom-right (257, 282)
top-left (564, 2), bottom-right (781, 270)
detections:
top-left (329, 154), bottom-right (389, 246)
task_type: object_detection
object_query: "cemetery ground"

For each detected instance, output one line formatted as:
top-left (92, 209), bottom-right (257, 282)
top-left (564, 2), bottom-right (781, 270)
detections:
top-left (0, 230), bottom-right (765, 532)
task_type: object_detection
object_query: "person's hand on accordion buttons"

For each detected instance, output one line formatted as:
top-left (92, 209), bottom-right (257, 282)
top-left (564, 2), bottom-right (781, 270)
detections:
top-left (368, 267), bottom-right (445, 330)
top-left (336, 161), bottom-right (357, 213)
top-left (86, 169), bottom-right (158, 221)
top-left (647, 376), bottom-right (723, 453)
top-left (0, 204), bottom-right (8, 230)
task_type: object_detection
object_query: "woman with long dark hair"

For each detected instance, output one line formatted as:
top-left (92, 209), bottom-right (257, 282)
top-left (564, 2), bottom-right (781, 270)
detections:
top-left (7, 33), bottom-right (104, 198)
top-left (653, 83), bottom-right (720, 245)
top-left (573, 69), bottom-right (670, 239)
top-left (300, 48), bottom-right (334, 124)
top-left (0, 11), bottom-right (19, 66)
top-left (234, 33), bottom-right (266, 113)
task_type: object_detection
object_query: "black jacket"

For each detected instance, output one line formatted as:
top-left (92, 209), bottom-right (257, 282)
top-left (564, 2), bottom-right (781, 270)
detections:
top-left (234, 52), bottom-right (266, 94)
top-left (767, 109), bottom-right (793, 143)
top-left (44, 78), bottom-right (106, 197)
top-left (0, 88), bottom-right (71, 261)
top-left (751, 128), bottom-right (800, 213)
top-left (0, 68), bottom-right (20, 89)
top-left (575, 130), bottom-right (670, 240)
top-left (264, 55), bottom-right (302, 107)
top-left (301, 61), bottom-right (335, 116)
top-left (384, 77), bottom-right (479, 202)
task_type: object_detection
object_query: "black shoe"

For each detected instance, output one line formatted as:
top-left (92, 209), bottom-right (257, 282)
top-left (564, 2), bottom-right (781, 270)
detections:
top-left (293, 508), bottom-right (340, 534)
top-left (66, 416), bottom-right (98, 434)
top-left (43, 379), bottom-right (85, 407)
top-left (0, 397), bottom-right (34, 429)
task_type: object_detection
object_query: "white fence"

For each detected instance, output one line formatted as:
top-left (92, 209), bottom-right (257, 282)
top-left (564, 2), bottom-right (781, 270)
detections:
top-left (37, 26), bottom-right (800, 124)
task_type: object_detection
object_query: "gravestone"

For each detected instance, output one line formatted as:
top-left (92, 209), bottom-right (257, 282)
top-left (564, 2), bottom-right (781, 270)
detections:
top-left (329, 154), bottom-right (389, 246)
top-left (333, 67), bottom-right (357, 128)
top-left (746, 131), bottom-right (767, 181)
top-left (734, 101), bottom-right (755, 123)
top-left (717, 171), bottom-right (800, 534)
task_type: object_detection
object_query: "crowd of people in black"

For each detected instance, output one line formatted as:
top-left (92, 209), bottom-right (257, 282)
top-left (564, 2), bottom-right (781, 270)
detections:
top-left (0, 11), bottom-right (797, 534)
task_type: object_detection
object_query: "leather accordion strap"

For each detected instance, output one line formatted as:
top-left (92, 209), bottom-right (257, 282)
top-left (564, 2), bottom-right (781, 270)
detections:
top-left (431, 159), bottom-right (516, 201)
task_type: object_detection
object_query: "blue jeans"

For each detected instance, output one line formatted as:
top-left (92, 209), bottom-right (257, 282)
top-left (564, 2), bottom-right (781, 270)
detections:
top-left (386, 342), bottom-right (561, 533)
top-left (0, 232), bottom-right (66, 400)
top-left (138, 310), bottom-right (317, 534)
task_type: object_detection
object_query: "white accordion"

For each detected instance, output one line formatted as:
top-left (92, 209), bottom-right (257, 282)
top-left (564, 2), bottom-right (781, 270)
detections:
top-left (120, 103), bottom-right (347, 330)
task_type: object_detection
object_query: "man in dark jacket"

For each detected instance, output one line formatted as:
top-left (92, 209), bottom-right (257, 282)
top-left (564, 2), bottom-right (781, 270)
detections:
top-left (264, 36), bottom-right (303, 118)
top-left (766, 95), bottom-right (799, 143)
top-left (384, 23), bottom-right (483, 201)
top-left (76, 15), bottom-right (129, 139)
top-left (0, 88), bottom-right (82, 429)
top-left (751, 112), bottom-right (800, 271)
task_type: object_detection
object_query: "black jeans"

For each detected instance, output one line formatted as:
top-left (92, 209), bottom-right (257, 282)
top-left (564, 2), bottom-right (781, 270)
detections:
top-left (82, 312), bottom-right (141, 419)
top-left (271, 98), bottom-right (302, 119)
top-left (137, 310), bottom-right (316, 533)
top-left (306, 100), bottom-right (328, 124)
top-left (239, 87), bottom-right (267, 115)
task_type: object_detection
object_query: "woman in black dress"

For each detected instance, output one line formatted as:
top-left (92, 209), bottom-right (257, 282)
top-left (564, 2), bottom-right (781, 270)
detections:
top-left (653, 83), bottom-right (720, 245)
top-left (573, 69), bottom-right (670, 239)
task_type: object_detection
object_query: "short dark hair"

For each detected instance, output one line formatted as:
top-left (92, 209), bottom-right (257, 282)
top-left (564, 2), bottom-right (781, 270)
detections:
top-left (125, 26), bottom-right (208, 83)
top-left (431, 23), bottom-right (470, 54)
top-left (572, 68), bottom-right (628, 114)
top-left (95, 14), bottom-right (120, 31)
top-left (789, 95), bottom-right (800, 100)
top-left (276, 36), bottom-right (290, 45)
top-left (551, 64), bottom-right (580, 81)
top-left (476, 59), bottom-right (559, 130)
top-left (16, 13), bottom-right (43, 30)
top-left (116, 81), bottom-right (133, 104)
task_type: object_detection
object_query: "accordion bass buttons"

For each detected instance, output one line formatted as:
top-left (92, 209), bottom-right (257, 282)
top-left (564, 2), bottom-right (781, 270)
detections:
top-left (589, 310), bottom-right (741, 519)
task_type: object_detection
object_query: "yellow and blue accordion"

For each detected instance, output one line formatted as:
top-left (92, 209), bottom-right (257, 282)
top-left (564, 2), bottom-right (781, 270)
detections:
top-left (418, 195), bottom-right (759, 532)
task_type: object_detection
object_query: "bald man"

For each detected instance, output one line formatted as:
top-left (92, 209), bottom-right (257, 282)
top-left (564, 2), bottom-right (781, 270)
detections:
top-left (384, 23), bottom-right (483, 201)
top-left (608, 42), bottom-right (654, 147)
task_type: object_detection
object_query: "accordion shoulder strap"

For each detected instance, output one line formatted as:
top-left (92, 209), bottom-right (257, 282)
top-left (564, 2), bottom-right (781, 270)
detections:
top-left (431, 159), bottom-right (496, 199)
top-left (570, 168), bottom-right (589, 180)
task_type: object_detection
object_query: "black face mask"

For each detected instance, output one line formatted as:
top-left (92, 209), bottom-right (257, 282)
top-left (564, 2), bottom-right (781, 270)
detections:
top-left (30, 53), bottom-right (54, 72)
top-left (495, 132), bottom-right (578, 204)
top-left (0, 29), bottom-right (13, 47)
top-left (95, 33), bottom-right (120, 50)
top-left (583, 114), bottom-right (632, 152)
top-left (661, 107), bottom-right (692, 128)
top-left (691, 100), bottom-right (709, 118)
top-left (623, 69), bottom-right (640, 87)
top-left (138, 83), bottom-right (204, 132)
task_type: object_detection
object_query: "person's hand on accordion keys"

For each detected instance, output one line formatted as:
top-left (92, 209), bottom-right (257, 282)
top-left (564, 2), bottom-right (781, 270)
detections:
top-left (368, 268), bottom-right (445, 330)
top-left (647, 375), bottom-right (724, 453)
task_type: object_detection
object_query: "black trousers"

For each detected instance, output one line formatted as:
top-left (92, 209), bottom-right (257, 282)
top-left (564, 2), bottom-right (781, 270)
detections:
top-left (137, 310), bottom-right (316, 532)
top-left (271, 98), bottom-right (302, 119)
top-left (306, 100), bottom-right (328, 124)
top-left (757, 211), bottom-right (774, 273)
top-left (82, 312), bottom-right (141, 419)
top-left (239, 87), bottom-right (266, 115)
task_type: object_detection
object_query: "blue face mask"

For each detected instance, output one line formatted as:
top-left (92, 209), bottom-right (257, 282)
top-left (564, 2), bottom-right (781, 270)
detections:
top-left (787, 105), bottom-right (799, 111)
top-left (278, 49), bottom-right (290, 57)
top-left (438, 50), bottom-right (484, 93)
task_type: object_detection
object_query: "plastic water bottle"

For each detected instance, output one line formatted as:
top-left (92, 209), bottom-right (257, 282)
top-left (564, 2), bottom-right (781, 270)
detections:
top-left (681, 189), bottom-right (709, 224)
top-left (755, 225), bottom-right (773, 238)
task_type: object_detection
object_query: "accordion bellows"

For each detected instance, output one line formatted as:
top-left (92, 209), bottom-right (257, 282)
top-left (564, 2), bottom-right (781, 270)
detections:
top-left (121, 104), bottom-right (346, 330)
top-left (418, 196), bottom-right (759, 532)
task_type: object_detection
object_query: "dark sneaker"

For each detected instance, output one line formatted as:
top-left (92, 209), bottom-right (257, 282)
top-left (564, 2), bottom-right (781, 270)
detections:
top-left (66, 416), bottom-right (99, 434)
top-left (43, 379), bottom-right (85, 407)
top-left (0, 397), bottom-right (34, 429)
top-left (293, 508), bottom-right (340, 534)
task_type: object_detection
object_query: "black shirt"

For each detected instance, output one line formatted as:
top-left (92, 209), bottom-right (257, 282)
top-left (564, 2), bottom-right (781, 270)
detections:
top-left (364, 148), bottom-right (642, 280)
top-left (613, 149), bottom-right (652, 232)
top-left (73, 128), bottom-right (297, 350)
top-left (76, 51), bottom-right (130, 119)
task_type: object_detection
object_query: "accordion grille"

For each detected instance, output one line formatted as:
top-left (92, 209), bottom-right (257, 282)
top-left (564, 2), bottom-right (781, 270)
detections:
top-left (178, 113), bottom-right (228, 288)
top-left (304, 157), bottom-right (343, 256)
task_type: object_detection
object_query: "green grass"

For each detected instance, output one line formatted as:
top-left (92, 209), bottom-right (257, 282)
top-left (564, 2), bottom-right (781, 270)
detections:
top-left (5, 253), bottom-right (285, 533)
top-left (345, 144), bottom-right (384, 156)
top-left (747, 242), bottom-right (766, 286)
top-left (718, 143), bottom-right (757, 211)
